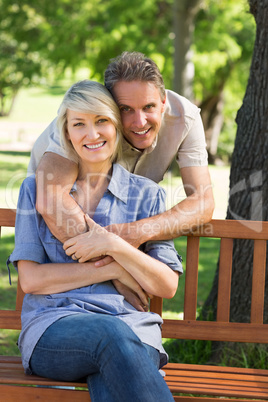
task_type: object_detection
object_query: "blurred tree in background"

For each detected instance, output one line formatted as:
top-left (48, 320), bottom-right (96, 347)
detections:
top-left (203, 0), bottom-right (268, 332)
top-left (0, 1), bottom-right (47, 116)
top-left (194, 0), bottom-right (256, 162)
top-left (0, 0), bottom-right (255, 162)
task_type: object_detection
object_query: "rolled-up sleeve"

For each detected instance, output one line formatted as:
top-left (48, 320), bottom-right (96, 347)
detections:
top-left (144, 240), bottom-right (183, 274)
top-left (9, 176), bottom-right (47, 267)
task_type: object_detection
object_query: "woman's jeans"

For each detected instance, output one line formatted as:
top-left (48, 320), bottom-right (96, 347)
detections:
top-left (30, 314), bottom-right (174, 402)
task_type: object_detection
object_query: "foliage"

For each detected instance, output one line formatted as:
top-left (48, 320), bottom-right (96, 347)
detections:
top-left (193, 0), bottom-right (256, 160)
top-left (218, 343), bottom-right (268, 369)
top-left (1, 0), bottom-right (256, 159)
top-left (164, 338), bottom-right (212, 364)
top-left (1, 0), bottom-right (175, 117)
top-left (82, 0), bottom-right (174, 87)
top-left (0, 1), bottom-right (50, 115)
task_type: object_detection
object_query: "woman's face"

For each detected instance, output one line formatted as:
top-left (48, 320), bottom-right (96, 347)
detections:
top-left (66, 110), bottom-right (117, 166)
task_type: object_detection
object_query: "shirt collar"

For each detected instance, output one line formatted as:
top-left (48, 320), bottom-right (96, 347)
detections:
top-left (122, 135), bottom-right (158, 155)
top-left (107, 163), bottom-right (129, 204)
top-left (70, 164), bottom-right (129, 205)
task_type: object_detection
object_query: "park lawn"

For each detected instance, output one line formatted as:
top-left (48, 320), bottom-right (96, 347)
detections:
top-left (0, 151), bottom-right (30, 209)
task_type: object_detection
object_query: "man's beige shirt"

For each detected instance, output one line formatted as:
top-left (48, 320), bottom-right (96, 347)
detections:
top-left (28, 90), bottom-right (208, 183)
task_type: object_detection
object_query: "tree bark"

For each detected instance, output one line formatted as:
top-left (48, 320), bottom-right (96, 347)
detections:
top-left (199, 89), bottom-right (224, 163)
top-left (203, 0), bottom-right (268, 323)
top-left (172, 0), bottom-right (202, 101)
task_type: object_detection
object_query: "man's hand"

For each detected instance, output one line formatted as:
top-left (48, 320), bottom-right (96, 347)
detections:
top-left (105, 222), bottom-right (143, 248)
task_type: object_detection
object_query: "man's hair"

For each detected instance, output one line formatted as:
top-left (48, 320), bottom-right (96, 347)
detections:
top-left (104, 52), bottom-right (166, 100)
top-left (57, 80), bottom-right (123, 163)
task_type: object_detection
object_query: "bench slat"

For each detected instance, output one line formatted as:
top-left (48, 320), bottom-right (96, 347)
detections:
top-left (251, 239), bottom-right (267, 324)
top-left (149, 295), bottom-right (162, 315)
top-left (191, 219), bottom-right (268, 240)
top-left (0, 208), bottom-right (16, 228)
top-left (0, 311), bottom-right (21, 330)
top-left (164, 363), bottom-right (268, 398)
top-left (16, 280), bottom-right (25, 312)
top-left (166, 362), bottom-right (268, 376)
top-left (184, 236), bottom-right (199, 320)
top-left (0, 385), bottom-right (90, 402)
top-left (217, 238), bottom-right (233, 322)
top-left (172, 398), bottom-right (258, 402)
top-left (162, 320), bottom-right (268, 343)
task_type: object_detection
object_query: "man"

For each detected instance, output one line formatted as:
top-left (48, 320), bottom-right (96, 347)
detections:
top-left (30, 51), bottom-right (214, 249)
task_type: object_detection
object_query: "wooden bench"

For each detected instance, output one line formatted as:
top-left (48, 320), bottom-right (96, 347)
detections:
top-left (1, 207), bottom-right (268, 401)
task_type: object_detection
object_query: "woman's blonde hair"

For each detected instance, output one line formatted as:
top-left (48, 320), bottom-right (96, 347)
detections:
top-left (57, 80), bottom-right (123, 163)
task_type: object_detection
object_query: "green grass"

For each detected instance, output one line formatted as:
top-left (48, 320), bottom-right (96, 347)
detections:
top-left (1, 68), bottom-right (90, 124)
top-left (162, 237), bottom-right (220, 320)
top-left (0, 231), bottom-right (20, 356)
top-left (0, 149), bottom-right (27, 358)
top-left (0, 151), bottom-right (30, 208)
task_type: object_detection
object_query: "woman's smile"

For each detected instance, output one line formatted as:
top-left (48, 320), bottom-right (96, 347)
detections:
top-left (84, 141), bottom-right (106, 150)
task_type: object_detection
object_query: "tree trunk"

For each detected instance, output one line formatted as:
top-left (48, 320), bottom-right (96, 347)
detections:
top-left (172, 0), bottom-right (202, 101)
top-left (199, 90), bottom-right (224, 164)
top-left (0, 89), bottom-right (18, 117)
top-left (203, 0), bottom-right (268, 324)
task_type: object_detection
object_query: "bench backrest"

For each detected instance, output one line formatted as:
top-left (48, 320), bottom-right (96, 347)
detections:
top-left (150, 219), bottom-right (268, 343)
top-left (1, 209), bottom-right (268, 344)
top-left (0, 208), bottom-right (24, 330)
top-left (0, 208), bottom-right (24, 329)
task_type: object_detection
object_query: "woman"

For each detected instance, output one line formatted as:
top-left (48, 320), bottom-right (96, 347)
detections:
top-left (10, 80), bottom-right (182, 401)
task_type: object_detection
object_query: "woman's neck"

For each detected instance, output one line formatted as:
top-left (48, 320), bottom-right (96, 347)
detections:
top-left (74, 160), bottom-right (113, 217)
top-left (77, 159), bottom-right (112, 181)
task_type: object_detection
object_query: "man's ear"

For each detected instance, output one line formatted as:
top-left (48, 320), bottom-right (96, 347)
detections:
top-left (161, 94), bottom-right (166, 113)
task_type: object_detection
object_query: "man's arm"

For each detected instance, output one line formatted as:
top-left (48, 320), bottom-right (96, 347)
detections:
top-left (104, 166), bottom-right (215, 247)
top-left (35, 152), bottom-right (87, 243)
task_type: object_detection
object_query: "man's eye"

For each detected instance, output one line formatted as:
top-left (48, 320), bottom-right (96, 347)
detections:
top-left (145, 104), bottom-right (154, 110)
top-left (120, 106), bottom-right (130, 113)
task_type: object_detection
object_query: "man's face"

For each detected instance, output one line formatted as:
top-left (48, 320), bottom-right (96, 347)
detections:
top-left (112, 80), bottom-right (166, 150)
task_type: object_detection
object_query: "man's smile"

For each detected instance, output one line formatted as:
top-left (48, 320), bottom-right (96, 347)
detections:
top-left (132, 128), bottom-right (151, 136)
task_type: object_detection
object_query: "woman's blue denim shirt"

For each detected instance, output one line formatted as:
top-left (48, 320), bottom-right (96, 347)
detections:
top-left (9, 163), bottom-right (183, 374)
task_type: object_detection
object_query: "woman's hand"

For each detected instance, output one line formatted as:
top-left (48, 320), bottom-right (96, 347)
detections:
top-left (109, 262), bottom-right (151, 311)
top-left (63, 214), bottom-right (117, 262)
top-left (112, 280), bottom-right (150, 312)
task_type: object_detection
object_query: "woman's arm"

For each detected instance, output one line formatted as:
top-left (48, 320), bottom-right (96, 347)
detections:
top-left (17, 258), bottom-right (150, 307)
top-left (63, 215), bottom-right (179, 299)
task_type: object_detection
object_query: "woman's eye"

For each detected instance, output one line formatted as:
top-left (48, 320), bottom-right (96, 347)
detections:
top-left (97, 119), bottom-right (108, 123)
top-left (74, 122), bottom-right (84, 127)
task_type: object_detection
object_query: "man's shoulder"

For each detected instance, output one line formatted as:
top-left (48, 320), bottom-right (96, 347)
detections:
top-left (164, 89), bottom-right (200, 120)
